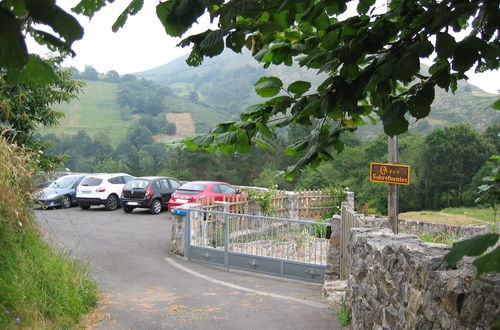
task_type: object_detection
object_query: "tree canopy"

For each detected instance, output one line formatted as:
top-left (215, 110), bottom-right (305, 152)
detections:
top-left (1, 0), bottom-right (498, 176)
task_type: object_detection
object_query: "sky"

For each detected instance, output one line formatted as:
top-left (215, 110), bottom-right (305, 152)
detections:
top-left (29, 1), bottom-right (499, 94)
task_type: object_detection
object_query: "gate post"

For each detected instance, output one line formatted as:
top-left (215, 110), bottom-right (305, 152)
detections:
top-left (170, 204), bottom-right (201, 257)
top-left (324, 215), bottom-right (342, 281)
top-left (171, 207), bottom-right (188, 257)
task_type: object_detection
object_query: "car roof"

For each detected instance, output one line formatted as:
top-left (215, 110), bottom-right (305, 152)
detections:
top-left (133, 176), bottom-right (177, 181)
top-left (182, 181), bottom-right (231, 186)
top-left (83, 173), bottom-right (132, 178)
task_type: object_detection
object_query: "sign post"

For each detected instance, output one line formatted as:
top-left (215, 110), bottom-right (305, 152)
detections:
top-left (388, 136), bottom-right (399, 233)
top-left (369, 145), bottom-right (411, 234)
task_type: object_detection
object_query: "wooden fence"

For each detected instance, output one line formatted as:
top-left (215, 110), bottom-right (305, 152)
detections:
top-left (269, 189), bottom-right (343, 219)
top-left (195, 188), bottom-right (345, 219)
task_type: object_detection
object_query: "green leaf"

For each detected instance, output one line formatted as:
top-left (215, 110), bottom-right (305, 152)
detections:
top-left (381, 101), bottom-right (409, 136)
top-left (216, 131), bottom-right (238, 146)
top-left (357, 0), bottom-right (375, 14)
top-left (394, 53), bottom-right (419, 81)
top-left (287, 81), bottom-right (311, 97)
top-left (254, 138), bottom-right (275, 151)
top-left (6, 55), bottom-right (57, 85)
top-left (191, 134), bottom-right (215, 148)
top-left (473, 245), bottom-right (500, 276)
top-left (452, 37), bottom-right (481, 73)
top-left (236, 131), bottom-right (251, 153)
top-left (184, 138), bottom-right (199, 151)
top-left (0, 7), bottom-right (28, 70)
top-left (26, 0), bottom-right (84, 44)
top-left (492, 99), bottom-right (500, 110)
top-left (199, 30), bottom-right (225, 56)
top-left (254, 76), bottom-right (283, 98)
top-left (156, 0), bottom-right (205, 37)
top-left (226, 31), bottom-right (245, 52)
top-left (73, 0), bottom-right (110, 17)
top-left (444, 233), bottom-right (499, 265)
top-left (112, 0), bottom-right (144, 32)
top-left (436, 32), bottom-right (456, 59)
top-left (257, 123), bottom-right (275, 139)
top-left (409, 84), bottom-right (435, 119)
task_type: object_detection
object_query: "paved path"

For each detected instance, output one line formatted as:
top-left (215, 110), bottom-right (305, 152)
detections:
top-left (35, 207), bottom-right (341, 329)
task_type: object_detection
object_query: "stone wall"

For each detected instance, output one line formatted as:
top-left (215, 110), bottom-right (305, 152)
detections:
top-left (346, 228), bottom-right (500, 329)
top-left (398, 218), bottom-right (488, 238)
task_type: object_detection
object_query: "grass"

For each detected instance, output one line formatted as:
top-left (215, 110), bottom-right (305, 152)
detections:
top-left (0, 221), bottom-right (98, 329)
top-left (40, 80), bottom-right (231, 146)
top-left (0, 136), bottom-right (98, 328)
top-left (399, 207), bottom-right (495, 226)
top-left (337, 296), bottom-right (351, 326)
top-left (42, 81), bottom-right (131, 146)
top-left (418, 231), bottom-right (456, 246)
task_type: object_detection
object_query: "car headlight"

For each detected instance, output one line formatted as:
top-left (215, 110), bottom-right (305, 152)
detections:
top-left (45, 193), bottom-right (59, 200)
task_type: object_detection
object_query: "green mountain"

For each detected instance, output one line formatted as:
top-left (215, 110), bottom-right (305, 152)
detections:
top-left (137, 50), bottom-right (499, 136)
top-left (43, 51), bottom-right (498, 146)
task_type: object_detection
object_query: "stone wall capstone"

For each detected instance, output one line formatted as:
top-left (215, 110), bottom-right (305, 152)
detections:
top-left (346, 228), bottom-right (499, 330)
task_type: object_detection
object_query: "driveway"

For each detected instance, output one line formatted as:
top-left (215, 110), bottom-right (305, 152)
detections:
top-left (35, 207), bottom-right (341, 329)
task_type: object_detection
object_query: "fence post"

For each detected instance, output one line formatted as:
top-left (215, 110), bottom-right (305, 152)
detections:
top-left (340, 202), bottom-right (348, 279)
top-left (347, 191), bottom-right (355, 209)
top-left (286, 191), bottom-right (298, 219)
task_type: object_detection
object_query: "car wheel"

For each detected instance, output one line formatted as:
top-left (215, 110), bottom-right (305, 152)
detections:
top-left (105, 195), bottom-right (119, 211)
top-left (79, 203), bottom-right (90, 210)
top-left (150, 199), bottom-right (162, 214)
top-left (61, 195), bottom-right (71, 209)
top-left (123, 206), bottom-right (134, 213)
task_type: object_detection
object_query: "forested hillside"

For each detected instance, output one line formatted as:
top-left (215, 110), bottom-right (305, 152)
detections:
top-left (137, 49), bottom-right (499, 134)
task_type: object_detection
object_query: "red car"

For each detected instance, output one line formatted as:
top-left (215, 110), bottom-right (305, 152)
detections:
top-left (168, 181), bottom-right (247, 209)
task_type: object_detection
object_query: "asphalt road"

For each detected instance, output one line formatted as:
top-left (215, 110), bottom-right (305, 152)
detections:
top-left (35, 206), bottom-right (341, 330)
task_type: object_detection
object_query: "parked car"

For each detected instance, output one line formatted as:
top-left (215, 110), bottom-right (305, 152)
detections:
top-left (36, 174), bottom-right (87, 209)
top-left (121, 176), bottom-right (182, 214)
top-left (168, 181), bottom-right (247, 209)
top-left (76, 173), bottom-right (133, 210)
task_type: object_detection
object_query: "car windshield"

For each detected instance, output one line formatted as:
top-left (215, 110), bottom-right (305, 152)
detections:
top-left (80, 177), bottom-right (102, 187)
top-left (124, 179), bottom-right (149, 189)
top-left (48, 176), bottom-right (77, 189)
top-left (175, 183), bottom-right (206, 194)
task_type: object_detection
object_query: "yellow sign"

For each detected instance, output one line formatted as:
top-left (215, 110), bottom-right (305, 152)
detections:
top-left (370, 163), bottom-right (410, 185)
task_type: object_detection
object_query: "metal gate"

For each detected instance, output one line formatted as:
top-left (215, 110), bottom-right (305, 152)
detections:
top-left (183, 209), bottom-right (331, 283)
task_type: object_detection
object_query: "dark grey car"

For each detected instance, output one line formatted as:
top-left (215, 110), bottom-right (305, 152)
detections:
top-left (120, 176), bottom-right (181, 214)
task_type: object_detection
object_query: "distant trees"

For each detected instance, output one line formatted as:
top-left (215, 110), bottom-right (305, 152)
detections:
top-left (41, 122), bottom-right (495, 214)
top-left (117, 79), bottom-right (172, 116)
top-left (80, 65), bottom-right (99, 81)
top-left (420, 124), bottom-right (494, 208)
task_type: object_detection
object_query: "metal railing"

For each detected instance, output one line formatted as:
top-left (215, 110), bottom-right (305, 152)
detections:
top-left (188, 209), bottom-right (331, 266)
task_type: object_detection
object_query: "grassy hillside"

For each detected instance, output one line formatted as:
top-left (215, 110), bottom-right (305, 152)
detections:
top-left (43, 81), bottom-right (130, 145)
top-left (41, 80), bottom-right (230, 145)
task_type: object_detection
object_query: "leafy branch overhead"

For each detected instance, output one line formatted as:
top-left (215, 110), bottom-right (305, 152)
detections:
top-left (154, 0), bottom-right (498, 176)
top-left (1, 0), bottom-right (499, 175)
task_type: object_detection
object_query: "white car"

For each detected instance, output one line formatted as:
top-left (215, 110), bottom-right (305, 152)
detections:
top-left (76, 173), bottom-right (133, 210)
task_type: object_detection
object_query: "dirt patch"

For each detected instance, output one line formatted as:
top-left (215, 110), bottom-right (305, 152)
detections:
top-left (399, 211), bottom-right (487, 226)
top-left (154, 113), bottom-right (195, 142)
